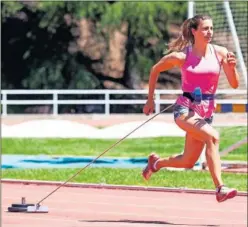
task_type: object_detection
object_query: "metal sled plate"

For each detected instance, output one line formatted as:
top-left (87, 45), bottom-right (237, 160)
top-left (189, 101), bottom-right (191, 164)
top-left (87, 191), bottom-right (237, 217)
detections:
top-left (8, 206), bottom-right (28, 212)
top-left (11, 204), bottom-right (34, 208)
top-left (8, 205), bottom-right (49, 213)
top-left (27, 205), bottom-right (49, 213)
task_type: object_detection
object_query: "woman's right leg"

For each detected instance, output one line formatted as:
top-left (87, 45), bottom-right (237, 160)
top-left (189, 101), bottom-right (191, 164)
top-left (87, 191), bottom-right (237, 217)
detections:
top-left (174, 113), bottom-right (224, 188)
top-left (175, 113), bottom-right (237, 202)
top-left (143, 110), bottom-right (237, 202)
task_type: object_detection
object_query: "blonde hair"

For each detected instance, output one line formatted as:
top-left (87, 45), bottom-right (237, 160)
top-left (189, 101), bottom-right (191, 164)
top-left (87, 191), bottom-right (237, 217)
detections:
top-left (168, 15), bottom-right (212, 52)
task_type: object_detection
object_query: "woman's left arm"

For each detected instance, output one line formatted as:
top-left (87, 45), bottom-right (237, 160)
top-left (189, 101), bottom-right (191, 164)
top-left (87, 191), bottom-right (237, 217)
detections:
top-left (219, 47), bottom-right (240, 89)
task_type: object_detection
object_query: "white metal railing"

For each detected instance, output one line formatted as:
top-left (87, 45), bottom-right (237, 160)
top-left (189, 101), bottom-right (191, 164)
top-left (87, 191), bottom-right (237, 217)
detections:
top-left (1, 89), bottom-right (247, 116)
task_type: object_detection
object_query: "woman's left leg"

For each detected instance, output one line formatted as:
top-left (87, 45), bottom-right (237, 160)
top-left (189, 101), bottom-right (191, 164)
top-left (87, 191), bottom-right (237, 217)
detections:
top-left (154, 132), bottom-right (205, 170)
top-left (142, 130), bottom-right (205, 182)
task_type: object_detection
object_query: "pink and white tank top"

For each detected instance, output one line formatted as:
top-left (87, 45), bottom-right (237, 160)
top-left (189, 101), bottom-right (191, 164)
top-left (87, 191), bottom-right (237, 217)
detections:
top-left (176, 44), bottom-right (221, 118)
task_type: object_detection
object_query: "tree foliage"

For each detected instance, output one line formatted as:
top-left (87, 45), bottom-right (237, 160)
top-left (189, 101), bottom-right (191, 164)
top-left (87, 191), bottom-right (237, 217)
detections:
top-left (1, 1), bottom-right (187, 90)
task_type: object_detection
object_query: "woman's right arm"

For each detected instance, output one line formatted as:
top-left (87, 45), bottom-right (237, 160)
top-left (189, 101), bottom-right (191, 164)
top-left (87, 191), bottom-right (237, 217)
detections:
top-left (147, 52), bottom-right (185, 101)
top-left (144, 52), bottom-right (185, 115)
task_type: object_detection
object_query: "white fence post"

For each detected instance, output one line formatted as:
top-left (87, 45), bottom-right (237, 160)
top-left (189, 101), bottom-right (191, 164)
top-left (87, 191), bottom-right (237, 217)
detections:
top-left (53, 92), bottom-right (58, 116)
top-left (2, 92), bottom-right (7, 116)
top-left (155, 92), bottom-right (160, 114)
top-left (105, 92), bottom-right (110, 115)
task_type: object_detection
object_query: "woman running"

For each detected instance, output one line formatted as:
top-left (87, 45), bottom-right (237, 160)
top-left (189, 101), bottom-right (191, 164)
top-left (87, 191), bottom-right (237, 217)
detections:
top-left (142, 15), bottom-right (240, 203)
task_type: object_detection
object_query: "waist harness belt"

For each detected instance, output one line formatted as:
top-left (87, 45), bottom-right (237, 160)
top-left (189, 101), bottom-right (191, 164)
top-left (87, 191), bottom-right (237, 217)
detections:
top-left (183, 92), bottom-right (215, 102)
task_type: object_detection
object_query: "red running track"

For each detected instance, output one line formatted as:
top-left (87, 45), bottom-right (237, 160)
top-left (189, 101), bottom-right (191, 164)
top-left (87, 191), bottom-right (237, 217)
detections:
top-left (2, 182), bottom-right (247, 227)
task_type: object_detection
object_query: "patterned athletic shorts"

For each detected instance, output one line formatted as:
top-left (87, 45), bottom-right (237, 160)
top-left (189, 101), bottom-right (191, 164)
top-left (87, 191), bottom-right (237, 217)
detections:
top-left (173, 104), bottom-right (214, 125)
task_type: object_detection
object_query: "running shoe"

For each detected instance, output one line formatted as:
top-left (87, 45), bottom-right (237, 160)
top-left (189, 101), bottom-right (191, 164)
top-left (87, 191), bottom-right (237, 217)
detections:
top-left (216, 185), bottom-right (237, 202)
top-left (142, 153), bottom-right (160, 181)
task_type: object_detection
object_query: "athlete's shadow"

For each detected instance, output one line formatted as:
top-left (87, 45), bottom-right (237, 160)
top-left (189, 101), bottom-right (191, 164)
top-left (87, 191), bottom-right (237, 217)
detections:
top-left (80, 219), bottom-right (219, 226)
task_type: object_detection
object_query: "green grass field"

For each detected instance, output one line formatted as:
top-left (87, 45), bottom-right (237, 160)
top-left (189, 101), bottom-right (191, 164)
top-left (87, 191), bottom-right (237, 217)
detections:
top-left (2, 168), bottom-right (247, 191)
top-left (2, 126), bottom-right (247, 191)
top-left (2, 126), bottom-right (247, 160)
